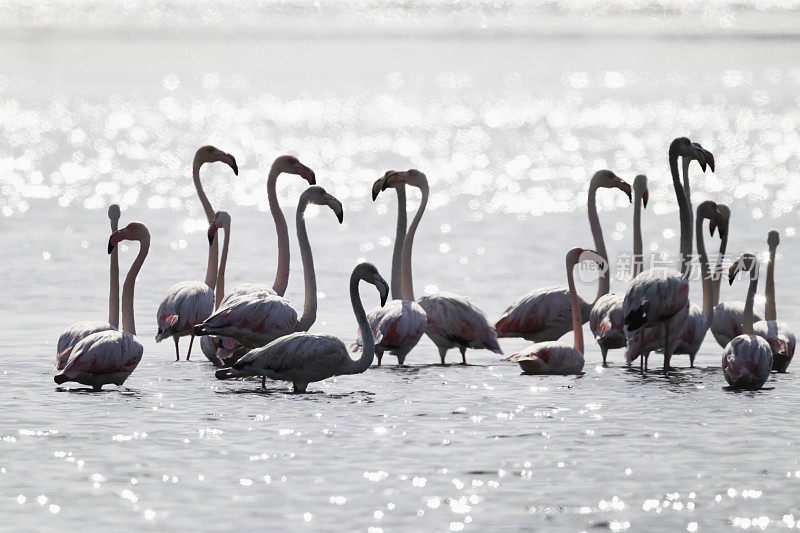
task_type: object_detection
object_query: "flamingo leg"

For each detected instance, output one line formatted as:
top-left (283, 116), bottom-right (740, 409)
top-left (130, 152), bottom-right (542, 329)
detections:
top-left (459, 346), bottom-right (467, 365)
top-left (186, 334), bottom-right (195, 361)
top-left (663, 322), bottom-right (671, 372)
top-left (376, 348), bottom-right (383, 366)
top-left (439, 346), bottom-right (447, 365)
top-left (261, 376), bottom-right (266, 389)
top-left (173, 337), bottom-right (180, 362)
top-left (601, 346), bottom-right (608, 366)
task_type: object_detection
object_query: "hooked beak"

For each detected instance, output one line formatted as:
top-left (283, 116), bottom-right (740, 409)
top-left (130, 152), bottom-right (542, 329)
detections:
top-left (642, 190), bottom-right (648, 209)
top-left (295, 162), bottom-right (316, 185)
top-left (208, 222), bottom-right (218, 245)
top-left (221, 152), bottom-right (238, 176)
top-left (377, 277), bottom-right (389, 306)
top-left (108, 230), bottom-right (124, 254)
top-left (618, 181), bottom-right (632, 203)
top-left (335, 208), bottom-right (344, 224)
top-left (372, 176), bottom-right (388, 201)
top-left (380, 172), bottom-right (401, 192)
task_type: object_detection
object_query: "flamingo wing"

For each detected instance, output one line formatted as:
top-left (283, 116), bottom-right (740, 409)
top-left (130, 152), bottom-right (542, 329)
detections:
top-left (504, 341), bottom-right (584, 375)
top-left (156, 281), bottom-right (214, 341)
top-left (722, 334), bottom-right (773, 389)
top-left (56, 330), bottom-right (143, 387)
top-left (56, 320), bottom-right (114, 370)
top-left (418, 292), bottom-right (500, 352)
top-left (495, 287), bottom-right (574, 341)
top-left (230, 333), bottom-right (346, 383)
top-left (199, 293), bottom-right (297, 348)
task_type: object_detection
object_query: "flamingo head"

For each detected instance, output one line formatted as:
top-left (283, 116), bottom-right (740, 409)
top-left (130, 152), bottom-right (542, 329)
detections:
top-left (108, 204), bottom-right (121, 224)
top-left (108, 222), bottom-right (149, 253)
top-left (767, 229), bottom-right (780, 250)
top-left (372, 170), bottom-right (398, 201)
top-left (302, 186), bottom-right (344, 224)
top-left (381, 169), bottom-right (427, 190)
top-left (273, 155), bottom-right (315, 184)
top-left (592, 170), bottom-right (631, 202)
top-left (670, 137), bottom-right (715, 172)
top-left (208, 210), bottom-right (231, 245)
top-left (633, 174), bottom-right (648, 208)
top-left (196, 145), bottom-right (238, 175)
top-left (729, 252), bottom-right (757, 285)
top-left (356, 262), bottom-right (390, 306)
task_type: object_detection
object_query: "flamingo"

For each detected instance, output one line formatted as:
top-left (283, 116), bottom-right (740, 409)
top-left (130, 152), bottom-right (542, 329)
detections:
top-left (154, 145), bottom-right (238, 360)
top-left (709, 208), bottom-right (764, 347)
top-left (381, 170), bottom-right (501, 364)
top-left (194, 186), bottom-right (343, 349)
top-left (590, 174), bottom-right (648, 365)
top-left (711, 203), bottom-right (730, 306)
top-left (54, 222), bottom-right (150, 390)
top-left (623, 137), bottom-right (712, 371)
top-left (722, 253), bottom-right (772, 390)
top-left (215, 262), bottom-right (389, 393)
top-left (753, 230), bottom-right (796, 372)
top-left (504, 248), bottom-right (605, 375)
top-left (679, 141), bottom-right (715, 274)
top-left (351, 172), bottom-right (427, 366)
top-left (56, 204), bottom-right (121, 369)
top-left (666, 200), bottom-right (726, 366)
top-left (496, 170), bottom-right (632, 343)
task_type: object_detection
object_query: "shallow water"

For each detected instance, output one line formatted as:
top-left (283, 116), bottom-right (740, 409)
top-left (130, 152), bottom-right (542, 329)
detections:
top-left (2, 3), bottom-right (800, 531)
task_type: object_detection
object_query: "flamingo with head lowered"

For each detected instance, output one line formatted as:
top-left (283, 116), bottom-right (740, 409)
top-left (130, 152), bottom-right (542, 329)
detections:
top-left (155, 145), bottom-right (238, 360)
top-left (56, 204), bottom-right (122, 370)
top-left (194, 186), bottom-right (343, 351)
top-left (590, 174), bottom-right (648, 365)
top-left (753, 230), bottom-right (796, 372)
top-left (505, 248), bottom-right (605, 375)
top-left (54, 222), bottom-right (150, 390)
top-left (215, 262), bottom-right (389, 393)
top-left (379, 170), bottom-right (501, 364)
top-left (351, 172), bottom-right (427, 366)
top-left (496, 170), bottom-right (631, 344)
top-left (722, 253), bottom-right (772, 390)
top-left (623, 137), bottom-right (713, 371)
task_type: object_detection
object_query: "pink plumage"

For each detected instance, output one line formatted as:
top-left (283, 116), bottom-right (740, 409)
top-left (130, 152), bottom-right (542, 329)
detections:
top-left (504, 343), bottom-right (584, 375)
top-left (722, 335), bottom-right (772, 390)
top-left (710, 302), bottom-right (764, 348)
top-left (195, 292), bottom-right (298, 349)
top-left (352, 299), bottom-right (426, 365)
top-left (56, 321), bottom-right (115, 370)
top-left (753, 320), bottom-right (795, 373)
top-left (589, 293), bottom-right (625, 365)
top-left (495, 287), bottom-right (591, 342)
top-left (54, 330), bottom-right (143, 390)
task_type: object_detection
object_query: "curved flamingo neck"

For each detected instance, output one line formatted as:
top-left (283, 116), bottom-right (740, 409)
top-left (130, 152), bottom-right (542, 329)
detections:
top-left (401, 181), bottom-right (428, 302)
top-left (344, 272), bottom-right (374, 374)
top-left (268, 163), bottom-right (290, 296)
top-left (121, 235), bottom-right (149, 335)
top-left (295, 197), bottom-right (318, 332)
top-left (765, 242), bottom-right (777, 321)
top-left (695, 212), bottom-right (713, 324)
top-left (713, 220), bottom-right (729, 306)
top-left (587, 181), bottom-right (609, 301)
top-left (216, 224), bottom-right (230, 310)
top-left (109, 216), bottom-right (120, 329)
top-left (391, 185), bottom-right (407, 301)
top-left (669, 147), bottom-right (692, 279)
top-left (743, 266), bottom-right (758, 335)
top-left (633, 189), bottom-right (644, 278)
top-left (682, 156), bottom-right (694, 253)
top-left (566, 258), bottom-right (584, 354)
top-left (193, 158), bottom-right (219, 289)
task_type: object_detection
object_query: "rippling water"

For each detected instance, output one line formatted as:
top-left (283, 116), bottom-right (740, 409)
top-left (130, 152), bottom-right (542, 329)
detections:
top-left (2, 3), bottom-right (800, 530)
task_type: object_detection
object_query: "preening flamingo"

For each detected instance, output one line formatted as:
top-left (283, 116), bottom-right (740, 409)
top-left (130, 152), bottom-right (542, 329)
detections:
top-left (722, 253), bottom-right (772, 390)
top-left (351, 172), bottom-right (427, 366)
top-left (194, 186), bottom-right (343, 349)
top-left (504, 248), bottom-right (605, 375)
top-left (590, 173), bottom-right (648, 364)
top-left (753, 230), bottom-right (796, 372)
top-left (154, 145), bottom-right (238, 360)
top-left (215, 262), bottom-right (389, 393)
top-left (54, 223), bottom-right (150, 390)
top-left (381, 170), bottom-right (501, 364)
top-left (496, 170), bottom-right (631, 343)
top-left (56, 204), bottom-right (121, 370)
top-left (623, 137), bottom-right (711, 371)
top-left (666, 200), bottom-right (726, 366)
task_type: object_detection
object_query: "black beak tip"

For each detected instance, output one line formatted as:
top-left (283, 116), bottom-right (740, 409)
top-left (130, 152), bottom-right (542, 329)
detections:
top-left (232, 163), bottom-right (239, 176)
top-left (372, 190), bottom-right (379, 201)
top-left (208, 234), bottom-right (214, 245)
top-left (337, 211), bottom-right (344, 224)
top-left (309, 171), bottom-right (316, 185)
top-left (107, 240), bottom-right (114, 254)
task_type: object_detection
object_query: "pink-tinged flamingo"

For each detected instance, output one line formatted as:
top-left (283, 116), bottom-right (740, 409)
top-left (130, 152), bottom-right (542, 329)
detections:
top-left (382, 170), bottom-right (501, 364)
top-left (194, 186), bottom-right (343, 349)
top-left (722, 253), bottom-right (772, 390)
top-left (667, 201), bottom-right (726, 366)
top-left (54, 223), bottom-right (150, 390)
top-left (496, 170), bottom-right (631, 343)
top-left (590, 174), bottom-right (648, 365)
top-left (504, 248), bottom-right (604, 375)
top-left (623, 137), bottom-right (712, 371)
top-left (351, 173), bottom-right (427, 366)
top-left (753, 230), bottom-right (796, 372)
top-left (154, 146), bottom-right (238, 360)
top-left (56, 204), bottom-right (122, 370)
top-left (215, 263), bottom-right (389, 393)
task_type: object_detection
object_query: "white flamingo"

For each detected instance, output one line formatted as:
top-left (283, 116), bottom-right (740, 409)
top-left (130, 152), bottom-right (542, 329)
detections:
top-left (154, 145), bottom-right (238, 360)
top-left (504, 248), bottom-right (605, 375)
top-left (215, 262), bottom-right (390, 393)
top-left (722, 253), bottom-right (772, 390)
top-left (623, 137), bottom-right (712, 371)
top-left (590, 174), bottom-right (648, 365)
top-left (496, 170), bottom-right (631, 343)
top-left (194, 186), bottom-right (343, 349)
top-left (667, 200), bottom-right (726, 366)
top-left (351, 172), bottom-right (427, 366)
top-left (56, 204), bottom-right (121, 369)
top-left (753, 230), bottom-right (796, 372)
top-left (54, 223), bottom-right (150, 390)
top-left (382, 170), bottom-right (501, 364)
